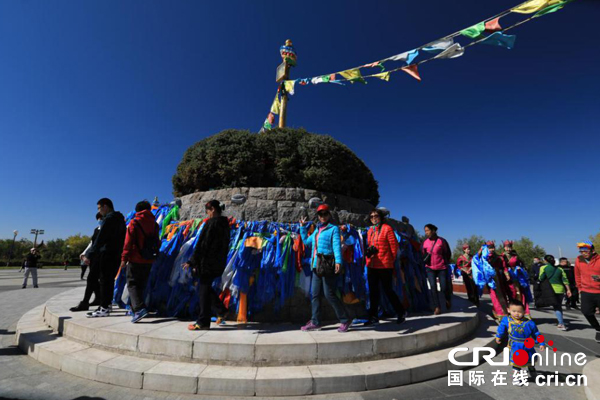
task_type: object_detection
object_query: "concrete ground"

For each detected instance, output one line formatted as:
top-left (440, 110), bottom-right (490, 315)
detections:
top-left (0, 268), bottom-right (598, 400)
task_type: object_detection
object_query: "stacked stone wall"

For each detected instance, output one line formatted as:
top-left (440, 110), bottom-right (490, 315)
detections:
top-left (179, 187), bottom-right (390, 228)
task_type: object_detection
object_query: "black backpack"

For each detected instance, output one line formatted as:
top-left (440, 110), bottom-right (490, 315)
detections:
top-left (135, 220), bottom-right (160, 260)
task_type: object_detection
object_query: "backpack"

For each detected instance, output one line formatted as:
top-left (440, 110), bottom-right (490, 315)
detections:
top-left (533, 266), bottom-right (560, 308)
top-left (135, 220), bottom-right (160, 260)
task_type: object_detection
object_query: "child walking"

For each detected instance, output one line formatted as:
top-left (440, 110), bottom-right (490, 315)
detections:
top-left (495, 299), bottom-right (545, 386)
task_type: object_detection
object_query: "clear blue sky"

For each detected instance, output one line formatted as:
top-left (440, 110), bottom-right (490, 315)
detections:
top-left (0, 0), bottom-right (598, 258)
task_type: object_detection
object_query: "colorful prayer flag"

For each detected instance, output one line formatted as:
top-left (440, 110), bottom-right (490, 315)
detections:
top-left (480, 32), bottom-right (517, 49)
top-left (372, 71), bottom-right (391, 81)
top-left (512, 0), bottom-right (562, 14)
top-left (534, 0), bottom-right (571, 17)
top-left (284, 80), bottom-right (295, 95)
top-left (422, 38), bottom-right (454, 54)
top-left (433, 43), bottom-right (465, 59)
top-left (401, 64), bottom-right (421, 81)
top-left (485, 17), bottom-right (503, 33)
top-left (270, 94), bottom-right (280, 115)
top-left (339, 68), bottom-right (366, 84)
top-left (263, 114), bottom-right (273, 130)
top-left (461, 22), bottom-right (486, 39)
top-left (363, 61), bottom-right (385, 71)
top-left (310, 74), bottom-right (337, 85)
top-left (384, 49), bottom-right (419, 64)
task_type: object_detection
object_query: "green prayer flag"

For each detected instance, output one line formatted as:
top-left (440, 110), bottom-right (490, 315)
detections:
top-left (534, 0), bottom-right (571, 17)
top-left (461, 22), bottom-right (486, 39)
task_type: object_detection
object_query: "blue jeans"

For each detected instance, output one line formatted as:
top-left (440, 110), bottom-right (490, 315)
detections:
top-left (553, 294), bottom-right (565, 325)
top-left (426, 268), bottom-right (450, 309)
top-left (310, 271), bottom-right (349, 325)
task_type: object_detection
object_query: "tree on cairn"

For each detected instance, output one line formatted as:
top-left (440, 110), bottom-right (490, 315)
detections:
top-left (172, 128), bottom-right (380, 206)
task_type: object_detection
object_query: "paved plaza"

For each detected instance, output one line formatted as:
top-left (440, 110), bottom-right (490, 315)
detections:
top-left (0, 269), bottom-right (598, 400)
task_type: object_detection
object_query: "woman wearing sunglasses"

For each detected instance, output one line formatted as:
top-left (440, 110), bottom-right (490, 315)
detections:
top-left (364, 209), bottom-right (407, 326)
top-left (299, 204), bottom-right (351, 333)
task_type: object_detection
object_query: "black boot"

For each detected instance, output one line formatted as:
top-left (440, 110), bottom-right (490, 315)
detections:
top-left (70, 302), bottom-right (90, 312)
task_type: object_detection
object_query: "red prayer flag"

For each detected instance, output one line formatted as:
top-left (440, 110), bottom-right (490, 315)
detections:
top-left (362, 61), bottom-right (380, 68)
top-left (485, 17), bottom-right (502, 33)
top-left (401, 64), bottom-right (421, 82)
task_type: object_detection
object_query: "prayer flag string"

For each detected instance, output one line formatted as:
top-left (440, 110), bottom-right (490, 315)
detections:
top-left (260, 0), bottom-right (576, 131)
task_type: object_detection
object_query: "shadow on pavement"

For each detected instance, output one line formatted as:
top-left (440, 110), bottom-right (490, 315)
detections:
top-left (0, 345), bottom-right (21, 357)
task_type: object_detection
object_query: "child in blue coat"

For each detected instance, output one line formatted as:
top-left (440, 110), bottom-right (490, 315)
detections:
top-left (495, 299), bottom-right (545, 385)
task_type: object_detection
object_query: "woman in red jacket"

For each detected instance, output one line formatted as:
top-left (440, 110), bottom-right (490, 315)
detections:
top-left (364, 209), bottom-right (407, 325)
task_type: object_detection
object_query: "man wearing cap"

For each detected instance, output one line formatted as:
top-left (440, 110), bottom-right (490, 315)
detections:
top-left (457, 244), bottom-right (478, 306)
top-left (575, 241), bottom-right (600, 342)
top-left (22, 248), bottom-right (41, 289)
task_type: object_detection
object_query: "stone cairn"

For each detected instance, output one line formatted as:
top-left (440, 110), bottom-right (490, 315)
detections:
top-left (179, 187), bottom-right (406, 231)
top-left (178, 187), bottom-right (406, 322)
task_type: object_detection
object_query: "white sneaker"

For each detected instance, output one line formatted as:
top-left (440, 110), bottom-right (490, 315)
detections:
top-left (557, 324), bottom-right (567, 331)
top-left (86, 307), bottom-right (110, 318)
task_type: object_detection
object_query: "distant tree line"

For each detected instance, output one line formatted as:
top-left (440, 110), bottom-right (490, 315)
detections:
top-left (0, 234), bottom-right (90, 266)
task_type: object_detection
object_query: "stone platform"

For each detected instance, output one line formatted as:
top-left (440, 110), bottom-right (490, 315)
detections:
top-left (16, 287), bottom-right (499, 396)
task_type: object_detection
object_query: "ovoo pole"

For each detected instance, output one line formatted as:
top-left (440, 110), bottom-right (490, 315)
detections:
top-left (277, 40), bottom-right (296, 128)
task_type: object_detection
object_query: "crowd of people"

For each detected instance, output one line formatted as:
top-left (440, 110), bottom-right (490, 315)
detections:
top-left (20, 196), bottom-right (599, 347)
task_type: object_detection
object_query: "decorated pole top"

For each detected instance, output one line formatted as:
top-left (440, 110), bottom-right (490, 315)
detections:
top-left (279, 39), bottom-right (297, 67)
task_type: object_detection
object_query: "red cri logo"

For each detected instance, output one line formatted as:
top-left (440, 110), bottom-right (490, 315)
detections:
top-left (513, 335), bottom-right (558, 367)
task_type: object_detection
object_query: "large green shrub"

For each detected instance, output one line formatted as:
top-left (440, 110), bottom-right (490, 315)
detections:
top-left (172, 128), bottom-right (380, 205)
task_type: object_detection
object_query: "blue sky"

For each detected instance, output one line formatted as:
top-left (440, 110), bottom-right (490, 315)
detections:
top-left (0, 0), bottom-right (598, 258)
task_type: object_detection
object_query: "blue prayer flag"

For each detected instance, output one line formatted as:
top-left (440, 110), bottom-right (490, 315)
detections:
top-left (480, 32), bottom-right (517, 50)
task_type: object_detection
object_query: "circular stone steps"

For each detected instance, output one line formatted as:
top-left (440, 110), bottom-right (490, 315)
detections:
top-left (41, 287), bottom-right (480, 366)
top-left (16, 289), bottom-right (500, 396)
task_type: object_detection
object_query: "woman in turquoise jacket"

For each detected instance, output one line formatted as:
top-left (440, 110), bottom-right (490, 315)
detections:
top-left (299, 204), bottom-right (351, 333)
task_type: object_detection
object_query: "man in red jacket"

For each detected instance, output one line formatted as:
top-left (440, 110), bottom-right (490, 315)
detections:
top-left (575, 241), bottom-right (600, 342)
top-left (121, 200), bottom-right (159, 323)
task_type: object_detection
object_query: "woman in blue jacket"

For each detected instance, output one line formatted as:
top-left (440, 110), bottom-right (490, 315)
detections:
top-left (299, 204), bottom-right (351, 333)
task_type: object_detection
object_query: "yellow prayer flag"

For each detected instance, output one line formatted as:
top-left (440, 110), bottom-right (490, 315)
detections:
top-left (283, 80), bottom-right (295, 95)
top-left (270, 94), bottom-right (280, 115)
top-left (372, 72), bottom-right (391, 81)
top-left (512, 0), bottom-right (562, 14)
top-left (339, 68), bottom-right (363, 81)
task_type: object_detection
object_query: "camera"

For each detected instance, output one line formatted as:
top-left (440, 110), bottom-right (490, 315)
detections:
top-left (365, 246), bottom-right (379, 258)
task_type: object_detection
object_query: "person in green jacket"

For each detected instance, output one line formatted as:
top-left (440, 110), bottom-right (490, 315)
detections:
top-left (539, 255), bottom-right (572, 331)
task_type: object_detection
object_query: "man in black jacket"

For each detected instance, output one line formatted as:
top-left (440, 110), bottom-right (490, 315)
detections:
top-left (85, 198), bottom-right (126, 318)
top-left (70, 213), bottom-right (103, 312)
top-left (530, 257), bottom-right (544, 283)
top-left (186, 200), bottom-right (230, 330)
top-left (560, 257), bottom-right (579, 309)
top-left (22, 248), bottom-right (41, 288)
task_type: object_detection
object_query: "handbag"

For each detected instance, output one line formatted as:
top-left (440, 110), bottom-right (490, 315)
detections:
top-left (534, 267), bottom-right (559, 308)
top-left (314, 226), bottom-right (337, 277)
top-left (423, 238), bottom-right (439, 266)
top-left (316, 253), bottom-right (336, 277)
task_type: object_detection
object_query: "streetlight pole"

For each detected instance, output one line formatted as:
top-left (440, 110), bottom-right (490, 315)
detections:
top-left (30, 229), bottom-right (44, 248)
top-left (6, 230), bottom-right (18, 267)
